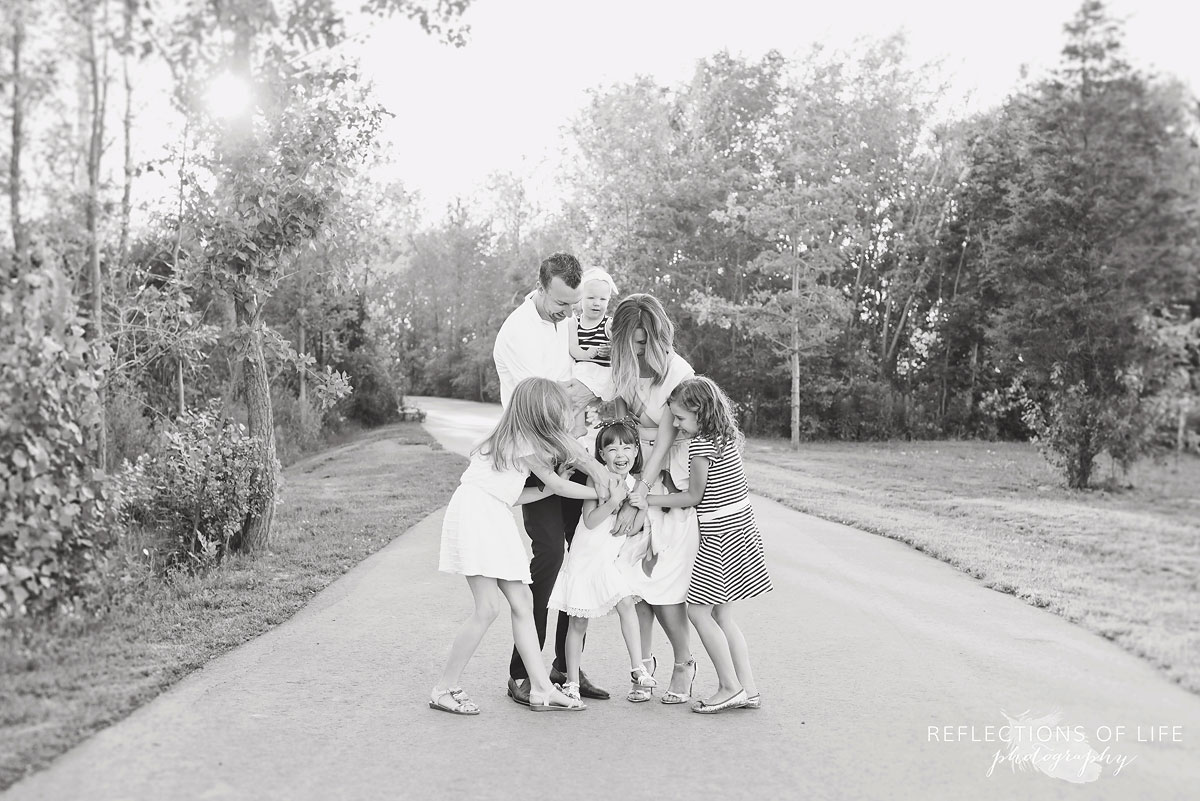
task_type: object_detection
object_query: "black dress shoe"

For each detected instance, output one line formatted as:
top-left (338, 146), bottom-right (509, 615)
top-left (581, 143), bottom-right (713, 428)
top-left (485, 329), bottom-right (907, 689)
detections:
top-left (507, 677), bottom-right (531, 706)
top-left (549, 667), bottom-right (611, 700)
top-left (577, 669), bottom-right (610, 700)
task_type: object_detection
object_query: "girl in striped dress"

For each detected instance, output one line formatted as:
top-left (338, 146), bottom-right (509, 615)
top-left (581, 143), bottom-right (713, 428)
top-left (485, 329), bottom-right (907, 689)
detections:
top-left (646, 376), bottom-right (772, 714)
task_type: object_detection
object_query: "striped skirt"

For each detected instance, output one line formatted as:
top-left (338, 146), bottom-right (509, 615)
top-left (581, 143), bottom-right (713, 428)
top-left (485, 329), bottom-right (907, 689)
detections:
top-left (686, 505), bottom-right (772, 605)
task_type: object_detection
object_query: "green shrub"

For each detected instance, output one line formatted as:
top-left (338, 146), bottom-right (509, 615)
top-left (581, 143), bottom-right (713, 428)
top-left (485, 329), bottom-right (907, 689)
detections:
top-left (113, 404), bottom-right (273, 570)
top-left (272, 387), bottom-right (323, 466)
top-left (334, 346), bottom-right (401, 427)
top-left (1019, 365), bottom-right (1165, 489)
top-left (1, 268), bottom-right (110, 616)
top-left (104, 380), bottom-right (158, 469)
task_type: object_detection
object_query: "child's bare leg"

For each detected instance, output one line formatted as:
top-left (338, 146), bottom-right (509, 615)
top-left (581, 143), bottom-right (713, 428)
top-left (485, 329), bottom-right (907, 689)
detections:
top-left (565, 615), bottom-right (588, 684)
top-left (635, 600), bottom-right (655, 669)
top-left (713, 603), bottom-right (757, 697)
top-left (652, 602), bottom-right (693, 694)
top-left (687, 603), bottom-right (743, 703)
top-left (497, 579), bottom-right (578, 706)
top-left (436, 575), bottom-right (502, 691)
top-left (615, 597), bottom-right (643, 669)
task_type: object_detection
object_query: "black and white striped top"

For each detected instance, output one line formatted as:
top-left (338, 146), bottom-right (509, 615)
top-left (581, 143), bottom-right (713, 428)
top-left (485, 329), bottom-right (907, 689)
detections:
top-left (689, 436), bottom-right (752, 535)
top-left (575, 317), bottom-right (611, 367)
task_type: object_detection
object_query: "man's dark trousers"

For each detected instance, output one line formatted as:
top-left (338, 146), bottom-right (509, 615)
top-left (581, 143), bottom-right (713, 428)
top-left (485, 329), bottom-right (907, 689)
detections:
top-left (509, 471), bottom-right (587, 679)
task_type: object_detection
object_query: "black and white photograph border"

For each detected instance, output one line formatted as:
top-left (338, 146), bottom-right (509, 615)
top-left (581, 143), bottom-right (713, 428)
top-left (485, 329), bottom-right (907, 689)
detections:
top-left (1, 0), bottom-right (1197, 800)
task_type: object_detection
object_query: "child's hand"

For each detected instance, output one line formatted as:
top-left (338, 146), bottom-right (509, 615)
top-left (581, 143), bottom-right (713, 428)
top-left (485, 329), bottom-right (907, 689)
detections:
top-left (609, 477), bottom-right (628, 504)
top-left (630, 479), bottom-right (649, 508)
top-left (595, 344), bottom-right (611, 359)
top-left (628, 491), bottom-right (646, 510)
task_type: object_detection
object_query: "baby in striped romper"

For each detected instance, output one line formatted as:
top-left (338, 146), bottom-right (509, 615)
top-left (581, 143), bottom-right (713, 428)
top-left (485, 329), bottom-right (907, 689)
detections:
top-left (567, 268), bottom-right (618, 435)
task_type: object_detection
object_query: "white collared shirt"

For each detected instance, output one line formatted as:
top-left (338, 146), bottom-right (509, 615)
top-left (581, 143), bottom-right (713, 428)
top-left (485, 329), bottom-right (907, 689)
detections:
top-left (493, 296), bottom-right (574, 407)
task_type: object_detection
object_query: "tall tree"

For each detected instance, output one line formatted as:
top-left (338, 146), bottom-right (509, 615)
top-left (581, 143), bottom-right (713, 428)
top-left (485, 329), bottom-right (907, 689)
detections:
top-left (5, 0), bottom-right (29, 270)
top-left (983, 0), bottom-right (1199, 486)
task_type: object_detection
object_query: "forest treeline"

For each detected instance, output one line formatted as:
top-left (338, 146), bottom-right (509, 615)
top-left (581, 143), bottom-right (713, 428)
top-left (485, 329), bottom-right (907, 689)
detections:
top-left (0, 0), bottom-right (1196, 616)
top-left (395, 2), bottom-right (1199, 487)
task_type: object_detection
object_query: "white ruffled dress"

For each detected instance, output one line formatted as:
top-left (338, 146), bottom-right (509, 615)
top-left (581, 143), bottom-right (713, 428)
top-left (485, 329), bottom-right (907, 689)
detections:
top-left (439, 444), bottom-right (534, 583)
top-left (547, 474), bottom-right (638, 617)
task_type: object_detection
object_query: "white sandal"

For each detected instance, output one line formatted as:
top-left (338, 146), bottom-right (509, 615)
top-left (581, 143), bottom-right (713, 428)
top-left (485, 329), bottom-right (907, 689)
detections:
top-left (429, 687), bottom-right (480, 715)
top-left (660, 658), bottom-right (697, 705)
top-left (626, 663), bottom-right (657, 703)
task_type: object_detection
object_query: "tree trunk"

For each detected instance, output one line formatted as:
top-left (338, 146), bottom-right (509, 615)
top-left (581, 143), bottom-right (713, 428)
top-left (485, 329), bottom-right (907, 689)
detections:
top-left (118, 0), bottom-right (134, 262)
top-left (84, 2), bottom-right (108, 469)
top-left (297, 316), bottom-right (307, 426)
top-left (966, 341), bottom-right (979, 421)
top-left (235, 294), bottom-right (278, 552)
top-left (9, 2), bottom-right (27, 269)
top-left (790, 258), bottom-right (801, 450)
top-left (176, 357), bottom-right (185, 416)
top-left (1178, 397), bottom-right (1190, 454)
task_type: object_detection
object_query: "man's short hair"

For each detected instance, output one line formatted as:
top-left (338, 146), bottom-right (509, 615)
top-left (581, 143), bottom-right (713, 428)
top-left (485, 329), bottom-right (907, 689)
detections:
top-left (538, 253), bottom-right (583, 289)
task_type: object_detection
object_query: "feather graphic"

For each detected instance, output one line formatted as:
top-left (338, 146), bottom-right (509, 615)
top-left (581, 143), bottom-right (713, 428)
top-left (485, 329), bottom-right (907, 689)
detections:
top-left (1000, 709), bottom-right (1102, 784)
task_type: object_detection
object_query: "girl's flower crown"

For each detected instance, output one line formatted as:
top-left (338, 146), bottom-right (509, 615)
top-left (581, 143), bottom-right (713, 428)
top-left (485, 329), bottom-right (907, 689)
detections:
top-left (594, 416), bottom-right (639, 432)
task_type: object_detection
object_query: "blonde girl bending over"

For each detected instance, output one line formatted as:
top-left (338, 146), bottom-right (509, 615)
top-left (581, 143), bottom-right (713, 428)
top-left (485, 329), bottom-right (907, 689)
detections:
top-left (431, 377), bottom-right (626, 715)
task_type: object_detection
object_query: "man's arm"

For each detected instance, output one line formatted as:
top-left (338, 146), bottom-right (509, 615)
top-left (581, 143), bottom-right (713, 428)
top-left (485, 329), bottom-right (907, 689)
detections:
top-left (610, 500), bottom-right (640, 537)
top-left (493, 321), bottom-right (546, 404)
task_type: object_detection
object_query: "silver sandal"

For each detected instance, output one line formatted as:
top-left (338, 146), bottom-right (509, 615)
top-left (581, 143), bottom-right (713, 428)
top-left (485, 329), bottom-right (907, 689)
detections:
top-left (660, 657), bottom-right (697, 705)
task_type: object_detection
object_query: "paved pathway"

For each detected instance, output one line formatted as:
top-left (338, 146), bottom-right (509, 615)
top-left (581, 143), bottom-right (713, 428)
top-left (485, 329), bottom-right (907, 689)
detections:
top-left (4, 396), bottom-right (1197, 800)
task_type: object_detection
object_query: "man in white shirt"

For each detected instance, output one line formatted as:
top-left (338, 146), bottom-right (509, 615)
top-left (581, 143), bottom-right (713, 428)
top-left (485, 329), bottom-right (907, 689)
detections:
top-left (494, 252), bottom-right (614, 705)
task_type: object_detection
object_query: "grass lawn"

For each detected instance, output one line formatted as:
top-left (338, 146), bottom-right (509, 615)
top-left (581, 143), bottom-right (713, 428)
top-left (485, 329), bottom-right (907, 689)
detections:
top-left (743, 439), bottom-right (1200, 694)
top-left (0, 422), bottom-right (464, 792)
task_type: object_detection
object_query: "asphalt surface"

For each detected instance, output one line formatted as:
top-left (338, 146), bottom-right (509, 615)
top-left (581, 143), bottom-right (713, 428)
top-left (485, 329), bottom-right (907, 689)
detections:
top-left (4, 395), bottom-right (1197, 801)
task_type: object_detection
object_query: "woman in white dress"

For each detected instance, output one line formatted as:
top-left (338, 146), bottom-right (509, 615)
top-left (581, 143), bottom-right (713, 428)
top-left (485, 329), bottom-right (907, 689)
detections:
top-left (607, 293), bottom-right (702, 704)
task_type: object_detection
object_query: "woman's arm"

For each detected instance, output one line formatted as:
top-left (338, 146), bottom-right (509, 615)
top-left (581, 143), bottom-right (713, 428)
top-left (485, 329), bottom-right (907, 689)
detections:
top-left (647, 455), bottom-right (708, 508)
top-left (633, 412), bottom-right (678, 501)
top-left (562, 437), bottom-right (614, 504)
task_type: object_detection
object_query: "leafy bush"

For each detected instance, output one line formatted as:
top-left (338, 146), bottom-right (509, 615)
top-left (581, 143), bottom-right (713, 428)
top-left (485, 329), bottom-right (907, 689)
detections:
top-left (334, 346), bottom-right (401, 427)
top-left (113, 404), bottom-right (274, 569)
top-left (1019, 365), bottom-right (1165, 489)
top-left (105, 380), bottom-right (158, 468)
top-left (272, 387), bottom-right (323, 466)
top-left (1, 268), bottom-right (110, 616)
top-left (829, 377), bottom-right (904, 440)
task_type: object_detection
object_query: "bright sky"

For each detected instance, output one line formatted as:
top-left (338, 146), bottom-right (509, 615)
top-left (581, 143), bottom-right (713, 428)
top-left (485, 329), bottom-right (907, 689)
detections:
top-left (353, 0), bottom-right (1199, 219)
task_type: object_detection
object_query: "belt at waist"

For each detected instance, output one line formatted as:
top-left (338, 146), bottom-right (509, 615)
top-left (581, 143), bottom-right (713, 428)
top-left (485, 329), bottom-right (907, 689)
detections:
top-left (696, 498), bottom-right (752, 524)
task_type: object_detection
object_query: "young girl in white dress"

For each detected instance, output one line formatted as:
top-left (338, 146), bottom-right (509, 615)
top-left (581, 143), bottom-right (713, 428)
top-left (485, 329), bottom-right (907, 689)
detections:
top-left (548, 420), bottom-right (658, 703)
top-left (431, 377), bottom-right (626, 715)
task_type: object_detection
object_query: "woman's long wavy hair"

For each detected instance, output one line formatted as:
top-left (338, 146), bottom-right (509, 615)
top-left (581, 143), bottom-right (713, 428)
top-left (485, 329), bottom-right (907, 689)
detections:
top-left (474, 378), bottom-right (578, 471)
top-left (669, 376), bottom-right (743, 458)
top-left (609, 294), bottom-right (676, 408)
